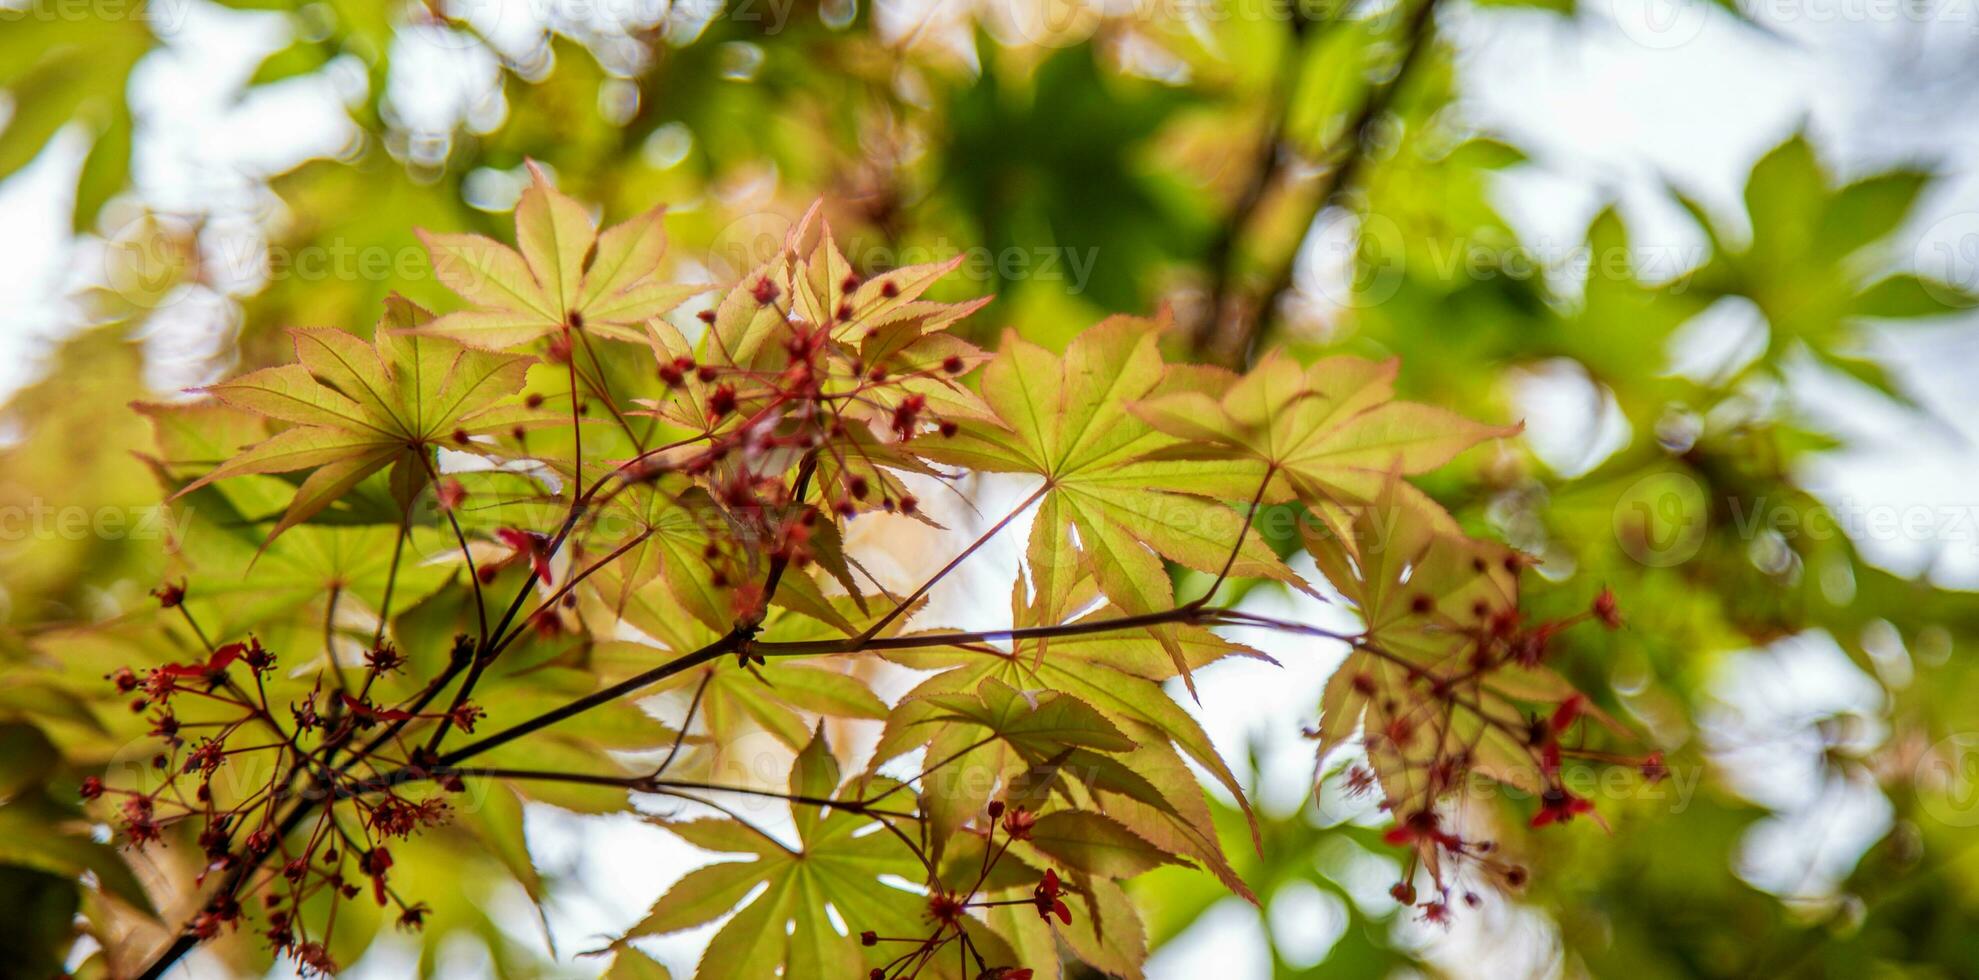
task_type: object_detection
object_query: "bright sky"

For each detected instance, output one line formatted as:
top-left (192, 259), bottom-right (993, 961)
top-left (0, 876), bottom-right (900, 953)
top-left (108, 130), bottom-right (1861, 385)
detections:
top-left (5, 0), bottom-right (1978, 976)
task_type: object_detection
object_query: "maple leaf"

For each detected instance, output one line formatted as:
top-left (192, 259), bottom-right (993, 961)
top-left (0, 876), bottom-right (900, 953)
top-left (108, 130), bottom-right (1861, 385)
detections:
top-left (418, 161), bottom-right (706, 350)
top-left (1306, 474), bottom-right (1593, 832)
top-left (867, 590), bottom-right (1267, 901)
top-left (1129, 348), bottom-right (1518, 561)
top-left (916, 315), bottom-right (1307, 694)
top-left (1307, 472), bottom-right (1519, 665)
top-left (179, 296), bottom-right (552, 546)
top-left (629, 728), bottom-right (1012, 979)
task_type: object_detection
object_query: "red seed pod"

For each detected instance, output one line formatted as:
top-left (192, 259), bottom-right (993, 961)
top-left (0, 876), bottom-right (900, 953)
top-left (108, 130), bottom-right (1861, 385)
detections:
top-left (880, 280), bottom-right (900, 298)
top-left (942, 355), bottom-right (965, 374)
top-left (751, 278), bottom-right (779, 304)
top-left (707, 384), bottom-right (738, 419)
top-left (1592, 587), bottom-right (1623, 629)
top-left (1639, 752), bottom-right (1668, 782)
top-left (436, 479), bottom-right (467, 513)
top-left (1549, 694), bottom-right (1585, 734)
top-left (696, 308), bottom-right (716, 323)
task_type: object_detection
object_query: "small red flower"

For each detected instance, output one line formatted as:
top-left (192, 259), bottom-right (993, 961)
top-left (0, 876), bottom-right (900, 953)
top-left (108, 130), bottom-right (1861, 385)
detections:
top-left (927, 890), bottom-right (965, 925)
top-left (706, 383), bottom-right (738, 420)
top-left (1342, 765), bottom-right (1377, 798)
top-left (449, 702), bottom-right (484, 733)
top-left (362, 847), bottom-right (394, 905)
top-left (238, 637), bottom-right (276, 672)
top-left (365, 643), bottom-right (405, 674)
top-left (1592, 587), bottom-right (1622, 629)
top-left (295, 941), bottom-right (338, 976)
top-left (496, 527), bottom-right (555, 586)
top-left (890, 394), bottom-right (926, 439)
top-left (1000, 805), bottom-right (1036, 842)
top-left (1381, 809), bottom-right (1458, 851)
top-left (339, 692), bottom-right (415, 723)
top-left (1639, 752), bottom-right (1668, 783)
top-left (1032, 869), bottom-right (1072, 925)
top-left (1530, 787), bottom-right (1594, 828)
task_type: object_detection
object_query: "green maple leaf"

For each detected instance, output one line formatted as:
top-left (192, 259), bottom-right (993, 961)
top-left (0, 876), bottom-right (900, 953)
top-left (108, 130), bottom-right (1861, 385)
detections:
top-left (591, 574), bottom-right (889, 753)
top-left (1307, 473), bottom-right (1519, 665)
top-left (1129, 348), bottom-right (1517, 559)
top-left (140, 399), bottom-right (453, 636)
top-left (181, 297), bottom-right (553, 546)
top-left (629, 728), bottom-right (1010, 980)
top-left (1677, 133), bottom-right (1979, 406)
top-left (1307, 474), bottom-right (1581, 823)
top-left (917, 315), bottom-right (1306, 694)
top-left (868, 591), bottom-right (1265, 902)
top-left (419, 162), bottom-right (706, 350)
